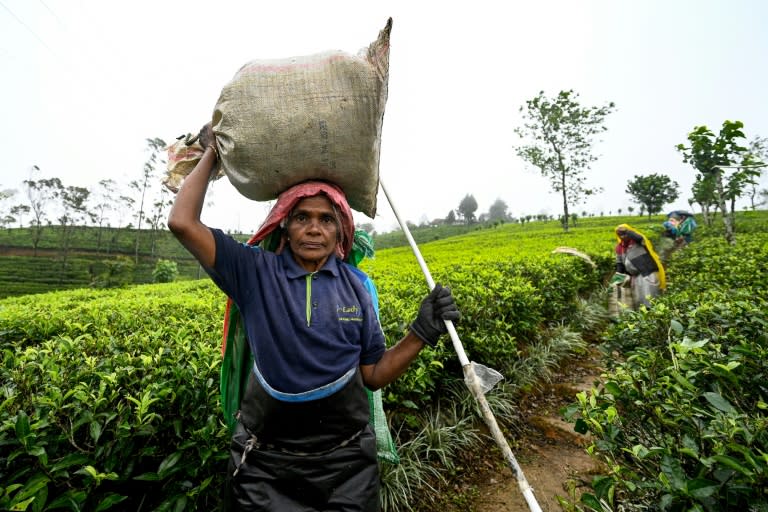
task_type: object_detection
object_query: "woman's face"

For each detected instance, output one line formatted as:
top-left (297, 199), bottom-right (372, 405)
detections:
top-left (286, 195), bottom-right (339, 272)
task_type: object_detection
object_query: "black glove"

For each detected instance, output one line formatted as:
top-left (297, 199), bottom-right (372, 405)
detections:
top-left (410, 284), bottom-right (460, 347)
top-left (198, 122), bottom-right (215, 149)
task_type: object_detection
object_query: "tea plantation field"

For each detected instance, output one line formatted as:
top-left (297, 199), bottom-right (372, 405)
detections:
top-left (1, 210), bottom-right (766, 511)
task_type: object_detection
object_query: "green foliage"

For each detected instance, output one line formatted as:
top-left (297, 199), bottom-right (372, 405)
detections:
top-left (8, 212), bottom-right (767, 510)
top-left (0, 225), bottom-right (246, 298)
top-left (625, 173), bottom-right (680, 218)
top-left (0, 214), bottom-right (621, 511)
top-left (515, 89), bottom-right (616, 231)
top-left (0, 281), bottom-right (228, 511)
top-left (379, 395), bottom-right (483, 511)
top-left (565, 229), bottom-right (768, 510)
top-left (90, 256), bottom-right (136, 289)
top-left (676, 120), bottom-right (764, 244)
top-left (152, 259), bottom-right (178, 283)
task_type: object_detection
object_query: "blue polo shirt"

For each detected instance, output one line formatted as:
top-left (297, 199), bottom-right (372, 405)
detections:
top-left (205, 229), bottom-right (386, 400)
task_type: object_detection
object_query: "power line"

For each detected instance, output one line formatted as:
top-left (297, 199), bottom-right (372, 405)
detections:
top-left (0, 0), bottom-right (57, 55)
top-left (37, 0), bottom-right (63, 25)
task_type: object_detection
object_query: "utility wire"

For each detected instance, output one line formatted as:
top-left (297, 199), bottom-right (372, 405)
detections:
top-left (0, 0), bottom-right (57, 54)
top-left (37, 0), bottom-right (63, 24)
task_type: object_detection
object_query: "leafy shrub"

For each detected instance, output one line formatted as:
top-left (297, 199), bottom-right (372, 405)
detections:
top-left (152, 259), bottom-right (178, 283)
top-left (0, 281), bottom-right (229, 511)
top-left (0, 217), bottom-right (619, 511)
top-left (565, 233), bottom-right (768, 511)
top-left (89, 256), bottom-right (135, 289)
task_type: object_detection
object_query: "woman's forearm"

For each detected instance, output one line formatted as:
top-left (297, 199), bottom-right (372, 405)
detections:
top-left (167, 146), bottom-right (219, 267)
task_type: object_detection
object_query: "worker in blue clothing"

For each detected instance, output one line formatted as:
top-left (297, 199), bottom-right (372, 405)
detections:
top-left (167, 123), bottom-right (460, 512)
top-left (658, 210), bottom-right (698, 262)
top-left (663, 210), bottom-right (697, 245)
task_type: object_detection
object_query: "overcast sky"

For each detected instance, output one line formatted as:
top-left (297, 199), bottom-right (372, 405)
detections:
top-left (1, 0), bottom-right (767, 234)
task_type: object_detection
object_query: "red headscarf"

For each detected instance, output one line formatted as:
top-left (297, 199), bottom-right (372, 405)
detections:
top-left (247, 180), bottom-right (355, 259)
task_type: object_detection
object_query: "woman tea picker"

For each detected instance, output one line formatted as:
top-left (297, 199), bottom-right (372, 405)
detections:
top-left (167, 123), bottom-right (460, 511)
top-left (612, 224), bottom-right (666, 310)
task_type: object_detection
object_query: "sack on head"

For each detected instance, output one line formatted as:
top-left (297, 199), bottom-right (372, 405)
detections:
top-left (212, 19), bottom-right (392, 218)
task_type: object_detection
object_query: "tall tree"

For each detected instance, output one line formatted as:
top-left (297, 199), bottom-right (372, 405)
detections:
top-left (445, 210), bottom-right (456, 225)
top-left (690, 174), bottom-right (717, 226)
top-left (58, 185), bottom-right (93, 268)
top-left (148, 188), bottom-right (172, 257)
top-left (92, 179), bottom-right (116, 253)
top-left (10, 204), bottom-right (30, 228)
top-left (132, 137), bottom-right (167, 263)
top-left (625, 173), bottom-right (680, 219)
top-left (488, 198), bottom-right (509, 222)
top-left (676, 121), bottom-right (763, 244)
top-left (24, 173), bottom-right (62, 256)
top-left (111, 194), bottom-right (136, 254)
top-left (0, 188), bottom-right (16, 231)
top-left (746, 136), bottom-right (768, 210)
top-left (457, 194), bottom-right (478, 224)
top-left (515, 90), bottom-right (615, 232)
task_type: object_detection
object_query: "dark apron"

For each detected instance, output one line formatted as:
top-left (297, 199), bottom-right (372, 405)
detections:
top-left (224, 369), bottom-right (379, 511)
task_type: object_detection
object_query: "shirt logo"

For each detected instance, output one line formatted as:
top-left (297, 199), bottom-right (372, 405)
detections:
top-left (337, 304), bottom-right (362, 322)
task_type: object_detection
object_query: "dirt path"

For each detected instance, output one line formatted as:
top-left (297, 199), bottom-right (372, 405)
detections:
top-left (473, 349), bottom-right (606, 511)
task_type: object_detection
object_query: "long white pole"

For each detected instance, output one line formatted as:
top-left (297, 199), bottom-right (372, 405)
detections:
top-left (379, 178), bottom-right (543, 512)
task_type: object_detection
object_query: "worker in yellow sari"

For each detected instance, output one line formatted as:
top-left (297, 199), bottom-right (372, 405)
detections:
top-left (612, 224), bottom-right (666, 309)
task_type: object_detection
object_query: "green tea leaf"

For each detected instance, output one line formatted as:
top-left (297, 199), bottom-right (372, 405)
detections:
top-left (712, 454), bottom-right (753, 476)
top-left (133, 472), bottom-right (160, 481)
top-left (158, 452), bottom-right (182, 479)
top-left (574, 418), bottom-right (589, 435)
top-left (94, 493), bottom-right (127, 512)
top-left (49, 453), bottom-right (90, 474)
top-left (660, 454), bottom-right (686, 491)
top-left (686, 478), bottom-right (719, 499)
top-left (15, 411), bottom-right (30, 444)
top-left (579, 492), bottom-right (602, 511)
top-left (703, 392), bottom-right (735, 413)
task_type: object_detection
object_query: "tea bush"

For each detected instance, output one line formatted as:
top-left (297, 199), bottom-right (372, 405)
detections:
top-left (152, 259), bottom-right (179, 283)
top-left (1, 281), bottom-right (230, 511)
top-left (0, 216), bottom-right (632, 511)
top-left (567, 230), bottom-right (768, 511)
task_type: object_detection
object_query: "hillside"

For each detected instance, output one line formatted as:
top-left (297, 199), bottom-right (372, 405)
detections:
top-left (0, 214), bottom-right (663, 298)
top-left (0, 218), bottom-right (466, 297)
top-left (0, 225), bottom-right (248, 298)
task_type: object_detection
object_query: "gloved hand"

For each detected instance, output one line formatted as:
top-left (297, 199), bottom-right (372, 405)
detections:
top-left (610, 272), bottom-right (630, 286)
top-left (198, 122), bottom-right (216, 150)
top-left (410, 284), bottom-right (461, 347)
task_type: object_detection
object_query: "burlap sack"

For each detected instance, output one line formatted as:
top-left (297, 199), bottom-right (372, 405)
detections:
top-left (164, 135), bottom-right (223, 193)
top-left (211, 18), bottom-right (391, 218)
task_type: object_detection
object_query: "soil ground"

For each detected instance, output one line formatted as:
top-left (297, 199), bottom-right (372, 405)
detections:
top-left (470, 348), bottom-right (606, 511)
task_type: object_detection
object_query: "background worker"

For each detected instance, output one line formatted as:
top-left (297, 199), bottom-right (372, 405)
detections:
top-left (663, 210), bottom-right (697, 245)
top-left (612, 224), bottom-right (666, 310)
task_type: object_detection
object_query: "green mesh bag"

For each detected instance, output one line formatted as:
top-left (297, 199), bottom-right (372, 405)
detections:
top-left (366, 387), bottom-right (399, 464)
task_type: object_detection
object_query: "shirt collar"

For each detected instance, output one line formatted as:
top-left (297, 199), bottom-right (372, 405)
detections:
top-left (282, 248), bottom-right (341, 279)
